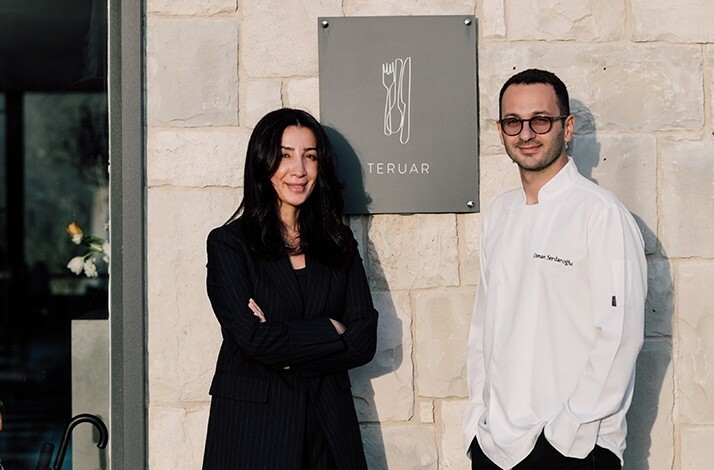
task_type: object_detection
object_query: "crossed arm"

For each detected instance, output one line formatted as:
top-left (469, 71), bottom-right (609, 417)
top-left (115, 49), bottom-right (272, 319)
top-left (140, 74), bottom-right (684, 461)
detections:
top-left (249, 297), bottom-right (346, 334)
top-left (207, 226), bottom-right (377, 374)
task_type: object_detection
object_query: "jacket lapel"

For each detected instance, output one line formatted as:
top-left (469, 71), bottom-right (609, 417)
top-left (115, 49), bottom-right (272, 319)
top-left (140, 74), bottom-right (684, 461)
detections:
top-left (262, 256), bottom-right (304, 320)
top-left (303, 255), bottom-right (330, 319)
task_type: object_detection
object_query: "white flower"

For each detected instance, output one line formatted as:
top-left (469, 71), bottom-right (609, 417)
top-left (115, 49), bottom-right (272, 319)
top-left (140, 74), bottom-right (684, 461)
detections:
top-left (65, 220), bottom-right (110, 276)
top-left (83, 258), bottom-right (98, 278)
top-left (102, 241), bottom-right (111, 263)
top-left (67, 256), bottom-right (85, 275)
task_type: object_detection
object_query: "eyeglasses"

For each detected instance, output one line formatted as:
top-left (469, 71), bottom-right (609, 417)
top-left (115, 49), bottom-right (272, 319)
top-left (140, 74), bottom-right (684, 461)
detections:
top-left (498, 115), bottom-right (568, 136)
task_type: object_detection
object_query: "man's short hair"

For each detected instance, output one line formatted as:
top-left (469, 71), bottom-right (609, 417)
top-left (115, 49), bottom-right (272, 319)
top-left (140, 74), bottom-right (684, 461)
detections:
top-left (499, 69), bottom-right (570, 119)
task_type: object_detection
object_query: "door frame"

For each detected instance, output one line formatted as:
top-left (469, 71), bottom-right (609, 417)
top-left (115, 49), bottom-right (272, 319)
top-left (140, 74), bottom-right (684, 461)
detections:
top-left (108, 0), bottom-right (146, 467)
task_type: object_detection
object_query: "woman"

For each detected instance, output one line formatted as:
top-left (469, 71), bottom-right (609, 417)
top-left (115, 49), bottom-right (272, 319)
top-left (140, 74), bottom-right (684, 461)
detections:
top-left (202, 108), bottom-right (378, 469)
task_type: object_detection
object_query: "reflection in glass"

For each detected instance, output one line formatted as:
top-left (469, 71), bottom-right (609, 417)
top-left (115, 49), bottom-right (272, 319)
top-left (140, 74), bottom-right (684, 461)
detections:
top-left (25, 93), bottom-right (109, 287)
top-left (0, 1), bottom-right (109, 468)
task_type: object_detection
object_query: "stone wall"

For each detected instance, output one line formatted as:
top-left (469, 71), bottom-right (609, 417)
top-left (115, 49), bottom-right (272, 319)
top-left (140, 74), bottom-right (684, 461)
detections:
top-left (145, 1), bottom-right (714, 468)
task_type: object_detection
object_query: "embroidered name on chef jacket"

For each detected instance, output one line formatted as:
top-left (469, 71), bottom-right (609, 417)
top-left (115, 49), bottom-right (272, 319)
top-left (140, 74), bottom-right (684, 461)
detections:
top-left (532, 252), bottom-right (574, 267)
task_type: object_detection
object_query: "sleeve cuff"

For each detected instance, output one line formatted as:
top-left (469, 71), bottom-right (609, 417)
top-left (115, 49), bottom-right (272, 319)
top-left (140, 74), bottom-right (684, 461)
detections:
top-left (289, 317), bottom-right (343, 345)
top-left (545, 404), bottom-right (600, 459)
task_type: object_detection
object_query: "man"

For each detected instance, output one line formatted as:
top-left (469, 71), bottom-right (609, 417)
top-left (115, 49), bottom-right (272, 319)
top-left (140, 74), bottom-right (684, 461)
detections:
top-left (462, 69), bottom-right (647, 469)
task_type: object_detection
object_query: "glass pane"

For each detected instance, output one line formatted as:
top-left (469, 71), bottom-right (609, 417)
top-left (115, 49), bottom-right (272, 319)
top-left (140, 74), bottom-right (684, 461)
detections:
top-left (0, 1), bottom-right (109, 469)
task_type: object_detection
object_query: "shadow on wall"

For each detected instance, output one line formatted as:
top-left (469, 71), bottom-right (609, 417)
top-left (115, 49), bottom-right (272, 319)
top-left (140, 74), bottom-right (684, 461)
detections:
top-left (328, 127), bottom-right (402, 469)
top-left (326, 127), bottom-right (373, 214)
top-left (570, 100), bottom-right (674, 470)
top-left (351, 221), bottom-right (403, 470)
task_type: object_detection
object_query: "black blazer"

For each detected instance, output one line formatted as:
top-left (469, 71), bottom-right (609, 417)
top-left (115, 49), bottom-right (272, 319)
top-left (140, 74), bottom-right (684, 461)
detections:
top-left (202, 218), bottom-right (378, 469)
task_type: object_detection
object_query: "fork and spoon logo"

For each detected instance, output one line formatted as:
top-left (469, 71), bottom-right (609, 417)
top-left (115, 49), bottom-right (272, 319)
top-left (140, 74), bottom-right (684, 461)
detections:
top-left (382, 57), bottom-right (411, 144)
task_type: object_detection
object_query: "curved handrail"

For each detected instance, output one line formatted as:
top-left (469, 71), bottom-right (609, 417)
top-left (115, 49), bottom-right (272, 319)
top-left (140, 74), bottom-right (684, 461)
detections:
top-left (52, 413), bottom-right (108, 470)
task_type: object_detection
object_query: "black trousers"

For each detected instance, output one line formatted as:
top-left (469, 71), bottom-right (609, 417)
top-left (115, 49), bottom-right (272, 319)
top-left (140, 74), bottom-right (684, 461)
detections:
top-left (470, 433), bottom-right (621, 470)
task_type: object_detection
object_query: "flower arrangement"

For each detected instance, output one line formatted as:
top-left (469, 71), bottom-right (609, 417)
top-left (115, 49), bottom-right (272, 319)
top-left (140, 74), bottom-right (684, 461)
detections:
top-left (66, 221), bottom-right (110, 278)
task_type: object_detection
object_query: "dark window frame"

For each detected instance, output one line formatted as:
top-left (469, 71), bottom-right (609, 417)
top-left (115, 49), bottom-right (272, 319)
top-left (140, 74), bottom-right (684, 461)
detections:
top-left (109, 0), bottom-right (146, 467)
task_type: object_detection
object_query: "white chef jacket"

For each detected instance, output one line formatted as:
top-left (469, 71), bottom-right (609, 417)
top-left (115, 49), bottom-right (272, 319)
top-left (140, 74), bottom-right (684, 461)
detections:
top-left (463, 158), bottom-right (647, 469)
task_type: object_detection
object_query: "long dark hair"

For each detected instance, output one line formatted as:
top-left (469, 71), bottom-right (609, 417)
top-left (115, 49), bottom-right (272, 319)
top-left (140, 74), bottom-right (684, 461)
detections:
top-left (227, 108), bottom-right (354, 268)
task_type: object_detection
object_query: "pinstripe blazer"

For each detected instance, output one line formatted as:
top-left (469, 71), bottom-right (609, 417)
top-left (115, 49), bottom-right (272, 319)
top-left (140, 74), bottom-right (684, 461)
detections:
top-left (202, 218), bottom-right (378, 469)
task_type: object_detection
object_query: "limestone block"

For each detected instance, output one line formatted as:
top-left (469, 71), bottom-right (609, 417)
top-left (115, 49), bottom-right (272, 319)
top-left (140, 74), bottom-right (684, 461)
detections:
top-left (241, 0), bottom-right (342, 77)
top-left (480, 0), bottom-right (506, 39)
top-left (506, 0), bottom-right (625, 41)
top-left (710, 47), bottom-right (714, 135)
top-left (624, 338), bottom-right (674, 470)
top-left (414, 289), bottom-right (473, 398)
top-left (147, 0), bottom-right (237, 15)
top-left (644, 257), bottom-right (674, 337)
top-left (147, 127), bottom-right (250, 188)
top-left (348, 215), bottom-right (369, 266)
top-left (478, 44), bottom-right (703, 132)
top-left (148, 404), bottom-right (210, 470)
top-left (367, 214), bottom-right (460, 291)
top-left (344, 0), bottom-right (476, 15)
top-left (147, 18), bottom-right (238, 126)
top-left (351, 291), bottom-right (414, 421)
top-left (677, 262), bottom-right (714, 423)
top-left (632, 0), bottom-right (714, 42)
top-left (478, 86), bottom-right (504, 156)
top-left (362, 424), bottom-right (438, 469)
top-left (478, 154), bottom-right (521, 210)
top-left (680, 425), bottom-right (714, 469)
top-left (285, 77), bottom-right (320, 119)
top-left (241, 79), bottom-right (283, 128)
top-left (661, 140), bottom-right (714, 258)
top-left (459, 213), bottom-right (481, 286)
top-left (147, 187), bottom-right (241, 403)
top-left (479, 101), bottom-right (500, 155)
top-left (571, 134), bottom-right (657, 254)
top-left (420, 400), bottom-right (434, 423)
top-left (440, 400), bottom-right (471, 469)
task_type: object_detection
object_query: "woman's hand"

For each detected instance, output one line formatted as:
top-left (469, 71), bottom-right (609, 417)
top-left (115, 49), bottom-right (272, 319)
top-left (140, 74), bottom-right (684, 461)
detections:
top-left (250, 298), bottom-right (345, 336)
top-left (248, 298), bottom-right (266, 323)
top-left (330, 318), bottom-right (346, 335)
top-left (249, 298), bottom-right (290, 369)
